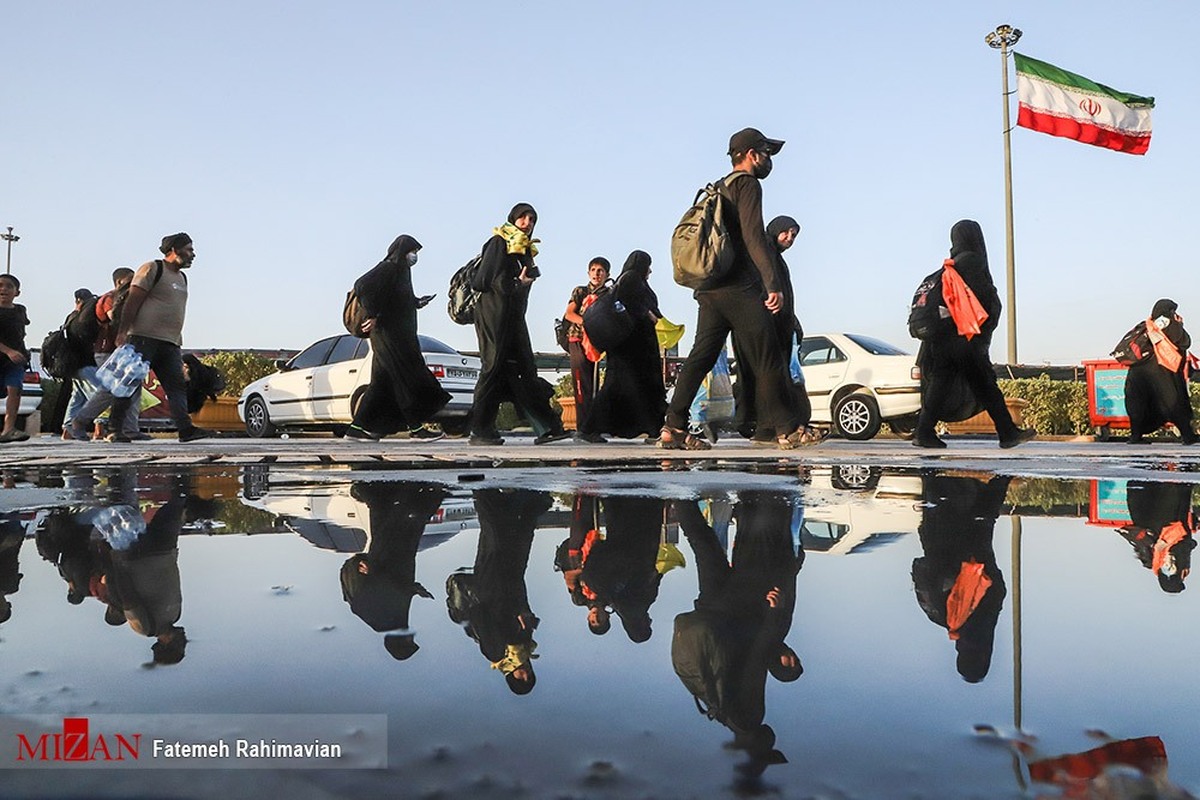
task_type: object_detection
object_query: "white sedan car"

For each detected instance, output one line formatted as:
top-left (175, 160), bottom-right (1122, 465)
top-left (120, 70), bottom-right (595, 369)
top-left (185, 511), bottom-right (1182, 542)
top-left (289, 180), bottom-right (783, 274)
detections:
top-left (238, 333), bottom-right (480, 438)
top-left (798, 333), bottom-right (921, 440)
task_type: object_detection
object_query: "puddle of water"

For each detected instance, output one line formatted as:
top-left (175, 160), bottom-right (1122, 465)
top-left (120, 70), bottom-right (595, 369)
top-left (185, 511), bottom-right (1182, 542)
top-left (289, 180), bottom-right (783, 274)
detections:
top-left (0, 465), bottom-right (1197, 798)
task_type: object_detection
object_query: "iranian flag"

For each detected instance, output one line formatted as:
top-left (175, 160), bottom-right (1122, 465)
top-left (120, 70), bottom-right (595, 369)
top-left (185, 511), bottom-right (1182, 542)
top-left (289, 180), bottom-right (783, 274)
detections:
top-left (1014, 53), bottom-right (1154, 155)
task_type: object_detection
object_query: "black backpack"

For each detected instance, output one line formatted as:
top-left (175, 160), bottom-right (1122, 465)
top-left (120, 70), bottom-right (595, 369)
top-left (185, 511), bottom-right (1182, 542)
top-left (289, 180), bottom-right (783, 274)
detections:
top-left (40, 328), bottom-right (74, 379)
top-left (447, 256), bottom-right (483, 325)
top-left (581, 280), bottom-right (635, 353)
top-left (908, 268), bottom-right (948, 341)
top-left (1112, 321), bottom-right (1153, 366)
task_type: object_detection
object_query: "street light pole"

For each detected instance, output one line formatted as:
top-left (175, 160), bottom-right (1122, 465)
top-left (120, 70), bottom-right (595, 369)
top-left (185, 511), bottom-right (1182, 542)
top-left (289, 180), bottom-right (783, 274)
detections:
top-left (986, 24), bottom-right (1022, 366)
top-left (1, 226), bottom-right (18, 276)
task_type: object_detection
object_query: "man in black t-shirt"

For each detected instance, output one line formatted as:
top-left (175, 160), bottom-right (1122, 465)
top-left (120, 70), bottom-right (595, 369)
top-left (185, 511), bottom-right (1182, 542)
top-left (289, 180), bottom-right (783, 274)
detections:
top-left (661, 129), bottom-right (805, 451)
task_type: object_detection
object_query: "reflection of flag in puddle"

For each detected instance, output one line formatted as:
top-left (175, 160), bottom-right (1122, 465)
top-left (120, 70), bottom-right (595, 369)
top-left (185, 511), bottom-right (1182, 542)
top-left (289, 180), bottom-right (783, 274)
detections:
top-left (1028, 736), bottom-right (1174, 796)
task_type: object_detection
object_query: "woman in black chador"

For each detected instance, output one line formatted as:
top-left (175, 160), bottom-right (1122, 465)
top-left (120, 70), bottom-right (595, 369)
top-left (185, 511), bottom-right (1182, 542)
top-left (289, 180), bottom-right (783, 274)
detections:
top-left (913, 220), bottom-right (1034, 449)
top-left (469, 203), bottom-right (568, 446)
top-left (1124, 299), bottom-right (1196, 444)
top-left (1119, 480), bottom-right (1196, 593)
top-left (446, 488), bottom-right (553, 695)
top-left (346, 235), bottom-right (450, 440)
top-left (911, 474), bottom-right (1010, 683)
top-left (577, 250), bottom-right (667, 441)
top-left (340, 481), bottom-right (447, 660)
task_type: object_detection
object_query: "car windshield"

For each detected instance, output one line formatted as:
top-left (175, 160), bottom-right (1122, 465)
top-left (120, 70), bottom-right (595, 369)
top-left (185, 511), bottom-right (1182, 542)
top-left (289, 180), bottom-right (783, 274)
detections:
top-left (846, 334), bottom-right (908, 356)
top-left (417, 335), bottom-right (460, 355)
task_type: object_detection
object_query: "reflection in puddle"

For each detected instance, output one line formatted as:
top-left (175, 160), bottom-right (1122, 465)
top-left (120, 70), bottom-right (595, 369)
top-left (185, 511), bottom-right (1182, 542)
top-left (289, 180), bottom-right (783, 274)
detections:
top-left (0, 465), bottom-right (1197, 798)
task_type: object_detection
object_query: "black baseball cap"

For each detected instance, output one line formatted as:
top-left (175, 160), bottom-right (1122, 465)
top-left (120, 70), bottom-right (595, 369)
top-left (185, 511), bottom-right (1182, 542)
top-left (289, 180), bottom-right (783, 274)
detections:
top-left (728, 127), bottom-right (785, 156)
top-left (74, 288), bottom-right (94, 302)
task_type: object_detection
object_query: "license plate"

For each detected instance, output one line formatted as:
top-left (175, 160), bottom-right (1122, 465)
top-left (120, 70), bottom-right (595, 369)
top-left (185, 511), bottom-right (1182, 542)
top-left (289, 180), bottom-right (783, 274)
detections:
top-left (446, 368), bottom-right (477, 379)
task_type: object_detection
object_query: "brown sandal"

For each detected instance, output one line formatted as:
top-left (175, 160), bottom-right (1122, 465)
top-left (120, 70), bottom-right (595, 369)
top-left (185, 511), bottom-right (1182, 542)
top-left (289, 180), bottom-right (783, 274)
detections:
top-left (777, 426), bottom-right (828, 450)
top-left (658, 426), bottom-right (712, 451)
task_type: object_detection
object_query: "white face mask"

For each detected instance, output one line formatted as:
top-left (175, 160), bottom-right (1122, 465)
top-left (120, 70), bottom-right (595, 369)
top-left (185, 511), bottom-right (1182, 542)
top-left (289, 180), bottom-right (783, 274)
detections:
top-left (406, 252), bottom-right (419, 266)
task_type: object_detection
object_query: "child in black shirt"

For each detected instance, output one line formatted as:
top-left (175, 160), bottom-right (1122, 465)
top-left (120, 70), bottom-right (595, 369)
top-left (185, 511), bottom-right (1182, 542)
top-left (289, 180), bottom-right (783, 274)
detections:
top-left (0, 274), bottom-right (31, 442)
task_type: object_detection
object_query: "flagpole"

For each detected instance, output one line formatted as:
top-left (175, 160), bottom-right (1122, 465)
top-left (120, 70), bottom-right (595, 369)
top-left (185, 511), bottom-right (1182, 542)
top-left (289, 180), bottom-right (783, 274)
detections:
top-left (986, 24), bottom-right (1022, 365)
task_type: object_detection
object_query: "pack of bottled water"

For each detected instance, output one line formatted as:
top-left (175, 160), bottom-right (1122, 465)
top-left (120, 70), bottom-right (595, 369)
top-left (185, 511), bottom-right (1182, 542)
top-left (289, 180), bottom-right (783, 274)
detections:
top-left (96, 344), bottom-right (150, 397)
top-left (92, 504), bottom-right (147, 550)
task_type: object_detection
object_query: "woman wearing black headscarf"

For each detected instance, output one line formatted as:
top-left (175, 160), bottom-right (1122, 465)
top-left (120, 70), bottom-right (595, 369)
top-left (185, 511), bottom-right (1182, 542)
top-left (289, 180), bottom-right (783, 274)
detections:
top-left (576, 250), bottom-right (667, 441)
top-left (468, 203), bottom-right (569, 446)
top-left (733, 215), bottom-right (818, 444)
top-left (346, 235), bottom-right (450, 439)
top-left (1124, 299), bottom-right (1196, 444)
top-left (913, 220), bottom-right (1035, 449)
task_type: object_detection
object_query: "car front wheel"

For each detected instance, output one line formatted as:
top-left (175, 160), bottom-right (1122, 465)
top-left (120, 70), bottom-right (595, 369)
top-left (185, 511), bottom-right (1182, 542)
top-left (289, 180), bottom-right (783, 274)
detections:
top-left (833, 393), bottom-right (881, 441)
top-left (244, 396), bottom-right (277, 438)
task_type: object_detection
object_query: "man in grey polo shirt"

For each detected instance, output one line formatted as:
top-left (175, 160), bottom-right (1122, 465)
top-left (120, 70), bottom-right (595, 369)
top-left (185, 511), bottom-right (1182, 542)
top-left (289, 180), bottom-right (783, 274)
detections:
top-left (71, 233), bottom-right (211, 443)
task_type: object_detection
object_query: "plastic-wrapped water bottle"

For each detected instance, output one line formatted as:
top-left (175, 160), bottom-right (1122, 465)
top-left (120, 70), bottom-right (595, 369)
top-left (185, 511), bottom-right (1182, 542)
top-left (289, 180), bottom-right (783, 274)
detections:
top-left (92, 504), bottom-right (147, 551)
top-left (96, 344), bottom-right (150, 397)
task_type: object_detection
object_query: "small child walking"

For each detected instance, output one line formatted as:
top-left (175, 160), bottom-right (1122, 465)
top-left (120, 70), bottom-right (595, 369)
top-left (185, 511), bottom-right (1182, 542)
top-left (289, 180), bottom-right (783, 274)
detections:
top-left (0, 274), bottom-right (31, 442)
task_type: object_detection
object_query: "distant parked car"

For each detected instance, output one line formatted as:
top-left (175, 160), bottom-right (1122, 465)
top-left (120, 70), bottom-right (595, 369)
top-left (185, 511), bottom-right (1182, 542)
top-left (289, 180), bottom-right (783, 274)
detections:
top-left (3, 350), bottom-right (45, 433)
top-left (237, 334), bottom-right (480, 438)
top-left (240, 483), bottom-right (477, 553)
top-left (798, 333), bottom-right (921, 440)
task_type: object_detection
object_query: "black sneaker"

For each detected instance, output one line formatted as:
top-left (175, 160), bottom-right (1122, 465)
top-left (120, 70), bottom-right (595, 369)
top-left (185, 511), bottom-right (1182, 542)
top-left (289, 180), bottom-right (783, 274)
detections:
top-left (345, 425), bottom-right (381, 440)
top-left (534, 430), bottom-right (572, 445)
top-left (998, 428), bottom-right (1036, 449)
top-left (178, 427), bottom-right (215, 443)
top-left (409, 427), bottom-right (445, 441)
top-left (912, 435), bottom-right (948, 449)
top-left (574, 431), bottom-right (606, 444)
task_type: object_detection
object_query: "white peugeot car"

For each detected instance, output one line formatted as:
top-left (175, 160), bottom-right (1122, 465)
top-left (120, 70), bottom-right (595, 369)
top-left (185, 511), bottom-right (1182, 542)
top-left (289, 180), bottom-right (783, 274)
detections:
top-left (798, 333), bottom-right (922, 440)
top-left (238, 333), bottom-right (480, 438)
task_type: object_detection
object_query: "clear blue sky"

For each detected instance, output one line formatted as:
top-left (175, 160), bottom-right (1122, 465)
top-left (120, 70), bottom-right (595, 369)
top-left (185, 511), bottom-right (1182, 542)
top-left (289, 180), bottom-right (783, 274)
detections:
top-left (4, 1), bottom-right (1197, 365)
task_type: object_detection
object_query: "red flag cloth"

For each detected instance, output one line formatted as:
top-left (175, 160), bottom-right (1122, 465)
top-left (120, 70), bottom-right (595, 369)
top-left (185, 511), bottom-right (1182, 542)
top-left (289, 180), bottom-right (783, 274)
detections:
top-left (945, 560), bottom-right (992, 640)
top-left (940, 259), bottom-right (989, 341)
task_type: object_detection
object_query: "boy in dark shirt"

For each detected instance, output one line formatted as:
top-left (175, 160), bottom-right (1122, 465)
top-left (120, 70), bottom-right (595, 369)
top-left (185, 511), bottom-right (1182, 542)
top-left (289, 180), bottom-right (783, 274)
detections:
top-left (0, 274), bottom-right (31, 442)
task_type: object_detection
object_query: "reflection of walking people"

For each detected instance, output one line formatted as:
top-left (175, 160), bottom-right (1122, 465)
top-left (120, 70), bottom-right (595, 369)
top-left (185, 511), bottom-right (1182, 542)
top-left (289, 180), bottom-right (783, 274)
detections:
top-left (340, 481), bottom-right (447, 658)
top-left (345, 235), bottom-right (450, 440)
top-left (911, 474), bottom-right (1010, 682)
top-left (672, 493), bottom-right (804, 781)
top-left (577, 251), bottom-right (667, 442)
top-left (446, 488), bottom-right (552, 694)
top-left (578, 495), bottom-right (667, 642)
top-left (1119, 480), bottom-right (1195, 593)
top-left (100, 489), bottom-right (189, 665)
top-left (1124, 299), bottom-right (1196, 444)
top-left (0, 512), bottom-right (24, 625)
top-left (913, 220), bottom-right (1035, 449)
top-left (468, 204), bottom-right (569, 446)
top-left (661, 128), bottom-right (807, 451)
top-left (562, 257), bottom-right (609, 427)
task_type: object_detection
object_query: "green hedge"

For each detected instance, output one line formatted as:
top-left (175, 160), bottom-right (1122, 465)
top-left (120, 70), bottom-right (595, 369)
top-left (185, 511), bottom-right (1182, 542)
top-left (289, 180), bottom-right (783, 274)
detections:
top-left (198, 352), bottom-right (277, 397)
top-left (998, 374), bottom-right (1200, 436)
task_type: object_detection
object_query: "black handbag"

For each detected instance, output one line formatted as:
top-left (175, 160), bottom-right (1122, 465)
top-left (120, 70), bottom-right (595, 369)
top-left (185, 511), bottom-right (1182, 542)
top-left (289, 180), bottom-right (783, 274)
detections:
top-left (582, 282), bottom-right (635, 354)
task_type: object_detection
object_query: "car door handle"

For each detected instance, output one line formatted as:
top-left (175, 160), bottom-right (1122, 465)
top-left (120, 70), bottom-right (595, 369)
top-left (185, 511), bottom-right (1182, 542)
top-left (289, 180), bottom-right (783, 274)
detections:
top-left (306, 376), bottom-right (313, 380)
top-left (348, 369), bottom-right (357, 374)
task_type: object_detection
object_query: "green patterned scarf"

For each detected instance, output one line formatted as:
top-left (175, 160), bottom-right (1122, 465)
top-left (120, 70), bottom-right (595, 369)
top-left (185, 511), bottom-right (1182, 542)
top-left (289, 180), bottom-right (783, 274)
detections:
top-left (493, 223), bottom-right (540, 257)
